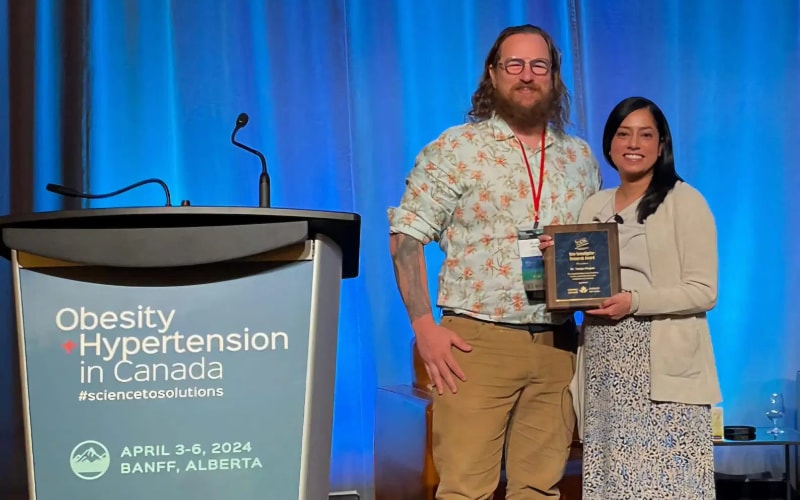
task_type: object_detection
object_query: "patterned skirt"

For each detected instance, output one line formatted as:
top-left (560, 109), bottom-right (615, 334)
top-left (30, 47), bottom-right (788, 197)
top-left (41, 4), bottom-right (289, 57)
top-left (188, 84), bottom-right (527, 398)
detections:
top-left (582, 316), bottom-right (715, 499)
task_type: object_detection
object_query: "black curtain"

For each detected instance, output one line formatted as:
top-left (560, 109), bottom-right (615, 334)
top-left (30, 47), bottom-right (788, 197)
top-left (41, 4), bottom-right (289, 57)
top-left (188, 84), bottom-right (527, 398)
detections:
top-left (2, 1), bottom-right (89, 494)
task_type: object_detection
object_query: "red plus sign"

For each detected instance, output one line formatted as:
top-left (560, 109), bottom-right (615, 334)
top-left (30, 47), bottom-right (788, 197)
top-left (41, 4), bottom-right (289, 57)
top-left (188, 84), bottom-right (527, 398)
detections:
top-left (62, 340), bottom-right (76, 354)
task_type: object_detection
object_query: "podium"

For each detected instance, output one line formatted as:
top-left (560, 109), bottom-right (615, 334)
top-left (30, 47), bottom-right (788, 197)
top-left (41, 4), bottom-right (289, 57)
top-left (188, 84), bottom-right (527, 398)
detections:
top-left (0, 206), bottom-right (361, 500)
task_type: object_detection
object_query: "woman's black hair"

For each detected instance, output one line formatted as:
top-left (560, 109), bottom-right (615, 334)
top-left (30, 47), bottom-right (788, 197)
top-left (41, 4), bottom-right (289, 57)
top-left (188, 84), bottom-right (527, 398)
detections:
top-left (602, 96), bottom-right (682, 223)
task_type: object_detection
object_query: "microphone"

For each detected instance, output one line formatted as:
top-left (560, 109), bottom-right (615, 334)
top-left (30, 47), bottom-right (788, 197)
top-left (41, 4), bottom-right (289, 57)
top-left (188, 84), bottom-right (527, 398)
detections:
top-left (593, 213), bottom-right (624, 224)
top-left (231, 112), bottom-right (270, 208)
top-left (46, 178), bottom-right (172, 206)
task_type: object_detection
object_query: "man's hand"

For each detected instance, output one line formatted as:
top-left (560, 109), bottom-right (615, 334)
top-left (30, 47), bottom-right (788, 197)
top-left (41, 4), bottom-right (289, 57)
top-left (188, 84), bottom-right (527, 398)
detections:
top-left (390, 232), bottom-right (472, 394)
top-left (413, 316), bottom-right (472, 395)
top-left (538, 233), bottom-right (553, 251)
top-left (584, 292), bottom-right (632, 320)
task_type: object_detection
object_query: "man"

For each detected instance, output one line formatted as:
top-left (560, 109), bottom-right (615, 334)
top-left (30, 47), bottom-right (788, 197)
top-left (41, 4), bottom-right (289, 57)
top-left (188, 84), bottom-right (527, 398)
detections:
top-left (388, 25), bottom-right (601, 499)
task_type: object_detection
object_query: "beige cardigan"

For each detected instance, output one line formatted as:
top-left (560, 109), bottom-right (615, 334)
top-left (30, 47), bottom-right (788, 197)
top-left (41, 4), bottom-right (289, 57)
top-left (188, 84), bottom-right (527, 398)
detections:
top-left (570, 181), bottom-right (723, 438)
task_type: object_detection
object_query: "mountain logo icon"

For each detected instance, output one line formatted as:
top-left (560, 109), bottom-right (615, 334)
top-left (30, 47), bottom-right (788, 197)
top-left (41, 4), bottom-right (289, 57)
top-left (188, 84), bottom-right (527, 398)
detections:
top-left (69, 440), bottom-right (111, 480)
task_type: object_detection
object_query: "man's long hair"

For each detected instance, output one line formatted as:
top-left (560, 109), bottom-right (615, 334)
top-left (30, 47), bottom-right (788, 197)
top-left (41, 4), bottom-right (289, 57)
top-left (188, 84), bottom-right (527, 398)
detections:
top-left (468, 24), bottom-right (571, 134)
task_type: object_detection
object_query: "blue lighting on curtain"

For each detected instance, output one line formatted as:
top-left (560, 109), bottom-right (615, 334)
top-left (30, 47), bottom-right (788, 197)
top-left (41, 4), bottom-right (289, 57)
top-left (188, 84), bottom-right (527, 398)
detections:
top-left (33, 0), bottom-right (62, 211)
top-left (576, 0), bottom-right (800, 426)
top-left (7, 0), bottom-right (791, 490)
top-left (85, 0), bottom-right (368, 489)
top-left (357, 0), bottom-right (800, 481)
top-left (88, 1), bottom-right (186, 206)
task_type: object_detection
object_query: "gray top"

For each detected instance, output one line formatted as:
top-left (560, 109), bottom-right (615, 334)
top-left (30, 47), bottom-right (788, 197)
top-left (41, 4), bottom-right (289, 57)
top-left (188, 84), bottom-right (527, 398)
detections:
top-left (595, 189), bottom-right (652, 292)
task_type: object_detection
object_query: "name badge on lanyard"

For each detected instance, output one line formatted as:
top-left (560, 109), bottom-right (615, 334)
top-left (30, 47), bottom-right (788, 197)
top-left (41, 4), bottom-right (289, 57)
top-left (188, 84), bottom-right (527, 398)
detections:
top-left (516, 130), bottom-right (547, 301)
top-left (518, 226), bottom-right (545, 301)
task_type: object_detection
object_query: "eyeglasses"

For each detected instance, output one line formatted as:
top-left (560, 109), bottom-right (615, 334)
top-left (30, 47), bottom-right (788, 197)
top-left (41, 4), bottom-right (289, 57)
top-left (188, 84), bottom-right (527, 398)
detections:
top-left (497, 58), bottom-right (551, 76)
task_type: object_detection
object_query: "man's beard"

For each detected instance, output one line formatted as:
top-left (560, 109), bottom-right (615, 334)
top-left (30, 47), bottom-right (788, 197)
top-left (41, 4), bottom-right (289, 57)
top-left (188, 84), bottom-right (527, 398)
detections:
top-left (494, 84), bottom-right (556, 131)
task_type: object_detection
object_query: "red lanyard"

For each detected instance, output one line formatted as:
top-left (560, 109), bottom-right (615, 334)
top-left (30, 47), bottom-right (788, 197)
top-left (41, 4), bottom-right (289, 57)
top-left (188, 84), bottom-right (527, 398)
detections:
top-left (517, 127), bottom-right (547, 228)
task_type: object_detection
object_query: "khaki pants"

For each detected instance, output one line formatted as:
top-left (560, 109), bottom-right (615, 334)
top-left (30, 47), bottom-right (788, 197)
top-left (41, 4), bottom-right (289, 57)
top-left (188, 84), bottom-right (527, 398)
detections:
top-left (432, 315), bottom-right (576, 500)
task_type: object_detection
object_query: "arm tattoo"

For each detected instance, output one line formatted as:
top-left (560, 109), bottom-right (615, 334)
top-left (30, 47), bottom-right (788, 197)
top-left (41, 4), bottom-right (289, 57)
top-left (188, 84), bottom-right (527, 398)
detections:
top-left (390, 233), bottom-right (432, 322)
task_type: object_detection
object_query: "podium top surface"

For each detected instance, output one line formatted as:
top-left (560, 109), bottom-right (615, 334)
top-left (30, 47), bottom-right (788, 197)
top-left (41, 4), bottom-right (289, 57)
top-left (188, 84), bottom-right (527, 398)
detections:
top-left (0, 206), bottom-right (361, 277)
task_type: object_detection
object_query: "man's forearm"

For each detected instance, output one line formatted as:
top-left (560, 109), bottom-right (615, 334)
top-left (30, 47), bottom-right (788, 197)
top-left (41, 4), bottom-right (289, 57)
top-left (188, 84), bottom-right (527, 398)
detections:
top-left (389, 233), bottom-right (432, 323)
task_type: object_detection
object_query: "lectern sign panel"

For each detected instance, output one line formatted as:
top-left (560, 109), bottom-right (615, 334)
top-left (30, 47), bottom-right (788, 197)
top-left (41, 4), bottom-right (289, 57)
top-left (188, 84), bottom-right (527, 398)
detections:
top-left (19, 261), bottom-right (314, 500)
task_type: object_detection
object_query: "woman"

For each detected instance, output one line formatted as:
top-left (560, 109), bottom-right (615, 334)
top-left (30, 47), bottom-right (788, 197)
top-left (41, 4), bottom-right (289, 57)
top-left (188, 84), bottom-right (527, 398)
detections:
top-left (541, 96), bottom-right (722, 498)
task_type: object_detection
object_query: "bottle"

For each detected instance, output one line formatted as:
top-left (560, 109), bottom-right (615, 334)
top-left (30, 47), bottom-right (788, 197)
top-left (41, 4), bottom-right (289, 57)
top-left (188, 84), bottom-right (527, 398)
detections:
top-left (711, 406), bottom-right (724, 440)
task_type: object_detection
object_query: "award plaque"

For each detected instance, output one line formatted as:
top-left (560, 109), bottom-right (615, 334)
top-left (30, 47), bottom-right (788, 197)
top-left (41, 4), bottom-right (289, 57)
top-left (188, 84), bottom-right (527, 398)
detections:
top-left (542, 223), bottom-right (621, 311)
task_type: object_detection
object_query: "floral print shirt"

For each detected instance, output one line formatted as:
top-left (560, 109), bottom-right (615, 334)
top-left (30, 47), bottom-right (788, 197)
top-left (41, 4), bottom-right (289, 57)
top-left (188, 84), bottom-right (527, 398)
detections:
top-left (388, 115), bottom-right (601, 324)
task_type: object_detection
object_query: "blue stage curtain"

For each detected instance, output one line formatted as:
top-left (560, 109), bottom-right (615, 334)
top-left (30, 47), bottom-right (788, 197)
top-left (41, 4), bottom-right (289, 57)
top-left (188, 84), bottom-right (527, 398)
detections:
top-left (0, 0), bottom-right (13, 490)
top-left (574, 0), bottom-right (800, 475)
top-left (1, 0), bottom-right (799, 492)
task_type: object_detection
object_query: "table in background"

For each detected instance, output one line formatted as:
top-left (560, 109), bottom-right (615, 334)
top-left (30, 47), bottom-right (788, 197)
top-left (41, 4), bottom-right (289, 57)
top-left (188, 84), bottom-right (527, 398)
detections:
top-left (714, 427), bottom-right (800, 500)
